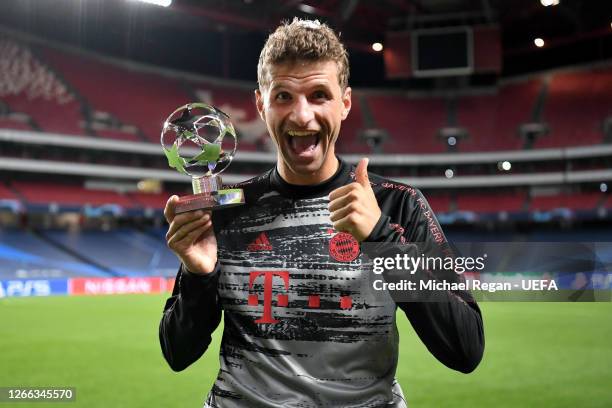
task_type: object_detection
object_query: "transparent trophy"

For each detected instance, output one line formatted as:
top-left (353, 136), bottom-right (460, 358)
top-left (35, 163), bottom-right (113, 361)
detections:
top-left (161, 102), bottom-right (245, 214)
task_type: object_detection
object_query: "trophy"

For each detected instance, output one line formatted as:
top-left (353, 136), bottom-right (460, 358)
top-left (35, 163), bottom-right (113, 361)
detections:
top-left (161, 103), bottom-right (245, 214)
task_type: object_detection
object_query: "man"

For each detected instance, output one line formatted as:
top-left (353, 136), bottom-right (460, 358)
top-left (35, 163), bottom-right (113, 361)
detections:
top-left (160, 18), bottom-right (484, 407)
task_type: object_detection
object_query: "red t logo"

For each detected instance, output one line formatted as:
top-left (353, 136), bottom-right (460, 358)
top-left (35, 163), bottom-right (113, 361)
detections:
top-left (248, 271), bottom-right (289, 324)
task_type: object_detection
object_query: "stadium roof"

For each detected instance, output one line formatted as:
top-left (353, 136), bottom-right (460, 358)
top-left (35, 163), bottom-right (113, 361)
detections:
top-left (0, 0), bottom-right (610, 86)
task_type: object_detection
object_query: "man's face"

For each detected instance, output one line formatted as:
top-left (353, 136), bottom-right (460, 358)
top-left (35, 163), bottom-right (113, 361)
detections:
top-left (256, 60), bottom-right (351, 185)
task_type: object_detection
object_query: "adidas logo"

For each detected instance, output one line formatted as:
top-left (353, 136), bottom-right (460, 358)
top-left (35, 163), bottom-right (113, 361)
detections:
top-left (247, 232), bottom-right (272, 251)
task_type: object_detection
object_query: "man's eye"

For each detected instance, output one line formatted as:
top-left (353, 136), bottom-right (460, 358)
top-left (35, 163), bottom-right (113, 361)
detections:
top-left (312, 91), bottom-right (328, 100)
top-left (275, 92), bottom-right (291, 101)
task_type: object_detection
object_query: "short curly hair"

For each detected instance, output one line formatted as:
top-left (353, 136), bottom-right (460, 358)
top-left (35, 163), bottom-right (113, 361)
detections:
top-left (257, 18), bottom-right (350, 91)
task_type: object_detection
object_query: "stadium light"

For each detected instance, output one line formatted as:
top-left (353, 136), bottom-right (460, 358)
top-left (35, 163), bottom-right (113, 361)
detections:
top-left (298, 3), bottom-right (317, 14)
top-left (372, 42), bottom-right (383, 52)
top-left (128, 0), bottom-right (172, 7)
top-left (534, 38), bottom-right (545, 48)
top-left (499, 161), bottom-right (512, 171)
top-left (444, 169), bottom-right (454, 179)
top-left (540, 0), bottom-right (560, 6)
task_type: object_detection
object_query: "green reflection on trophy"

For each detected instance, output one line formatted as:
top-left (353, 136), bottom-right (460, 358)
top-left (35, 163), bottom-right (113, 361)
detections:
top-left (161, 102), bottom-right (245, 214)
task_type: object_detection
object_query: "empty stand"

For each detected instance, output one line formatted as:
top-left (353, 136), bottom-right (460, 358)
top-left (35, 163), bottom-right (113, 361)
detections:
top-left (538, 68), bottom-right (612, 148)
top-left (41, 228), bottom-right (178, 276)
top-left (0, 113), bottom-right (34, 131)
top-left (0, 183), bottom-right (18, 200)
top-left (94, 128), bottom-right (141, 142)
top-left (335, 92), bottom-right (368, 154)
top-left (2, 37), bottom-right (609, 152)
top-left (0, 228), bottom-right (110, 279)
top-left (456, 80), bottom-right (542, 151)
top-left (3, 95), bottom-right (84, 135)
top-left (42, 48), bottom-right (192, 144)
top-left (424, 194), bottom-right (451, 213)
top-left (129, 192), bottom-right (169, 210)
top-left (367, 95), bottom-right (447, 153)
top-left (530, 192), bottom-right (603, 211)
top-left (12, 182), bottom-right (135, 208)
top-left (456, 192), bottom-right (526, 213)
top-left (0, 38), bottom-right (85, 135)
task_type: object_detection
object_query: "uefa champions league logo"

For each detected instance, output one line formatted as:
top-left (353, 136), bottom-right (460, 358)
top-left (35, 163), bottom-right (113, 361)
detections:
top-left (161, 102), bottom-right (244, 213)
top-left (161, 102), bottom-right (237, 179)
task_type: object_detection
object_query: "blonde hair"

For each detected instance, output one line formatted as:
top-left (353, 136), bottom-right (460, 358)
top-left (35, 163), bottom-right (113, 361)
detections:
top-left (257, 18), bottom-right (349, 90)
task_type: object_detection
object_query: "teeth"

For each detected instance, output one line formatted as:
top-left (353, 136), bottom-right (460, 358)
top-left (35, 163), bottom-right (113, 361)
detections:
top-left (288, 130), bottom-right (318, 137)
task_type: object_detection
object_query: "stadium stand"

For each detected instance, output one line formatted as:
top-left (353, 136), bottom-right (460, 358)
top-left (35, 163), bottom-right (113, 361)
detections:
top-left (0, 38), bottom-right (84, 135)
top-left (538, 68), bottom-right (612, 149)
top-left (0, 112), bottom-right (34, 131)
top-left (530, 192), bottom-right (604, 212)
top-left (456, 80), bottom-right (543, 151)
top-left (2, 38), bottom-right (610, 154)
top-left (0, 228), bottom-right (110, 279)
top-left (0, 182), bottom-right (18, 200)
top-left (335, 92), bottom-right (368, 154)
top-left (12, 181), bottom-right (135, 209)
top-left (40, 48), bottom-right (191, 143)
top-left (423, 193), bottom-right (452, 213)
top-left (366, 94), bottom-right (448, 153)
top-left (40, 228), bottom-right (178, 277)
top-left (128, 191), bottom-right (169, 211)
top-left (456, 192), bottom-right (527, 213)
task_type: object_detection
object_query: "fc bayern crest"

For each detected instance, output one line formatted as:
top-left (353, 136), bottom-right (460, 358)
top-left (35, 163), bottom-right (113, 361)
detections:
top-left (329, 232), bottom-right (360, 262)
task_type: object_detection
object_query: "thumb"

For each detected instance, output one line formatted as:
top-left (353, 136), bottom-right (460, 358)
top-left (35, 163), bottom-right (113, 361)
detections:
top-left (164, 195), bottom-right (179, 223)
top-left (355, 158), bottom-right (370, 188)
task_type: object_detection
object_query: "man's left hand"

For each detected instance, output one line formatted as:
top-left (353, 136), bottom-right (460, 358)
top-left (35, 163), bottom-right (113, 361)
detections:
top-left (328, 158), bottom-right (382, 242)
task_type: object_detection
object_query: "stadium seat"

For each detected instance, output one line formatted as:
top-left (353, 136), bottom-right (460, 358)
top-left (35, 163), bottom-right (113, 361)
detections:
top-left (456, 80), bottom-right (542, 152)
top-left (530, 192), bottom-right (603, 211)
top-left (538, 68), bottom-right (612, 148)
top-left (456, 192), bottom-right (527, 213)
top-left (41, 48), bottom-right (192, 144)
top-left (12, 181), bottom-right (136, 208)
top-left (366, 94), bottom-right (447, 153)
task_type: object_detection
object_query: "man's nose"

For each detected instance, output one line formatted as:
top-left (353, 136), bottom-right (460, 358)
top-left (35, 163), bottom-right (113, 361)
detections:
top-left (289, 96), bottom-right (314, 127)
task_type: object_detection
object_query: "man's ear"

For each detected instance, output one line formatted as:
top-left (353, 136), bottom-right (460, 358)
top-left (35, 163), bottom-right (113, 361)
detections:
top-left (255, 89), bottom-right (266, 122)
top-left (341, 86), bottom-right (352, 121)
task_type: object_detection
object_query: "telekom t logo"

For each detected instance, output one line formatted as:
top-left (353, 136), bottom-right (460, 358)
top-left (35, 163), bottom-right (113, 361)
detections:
top-left (248, 271), bottom-right (290, 324)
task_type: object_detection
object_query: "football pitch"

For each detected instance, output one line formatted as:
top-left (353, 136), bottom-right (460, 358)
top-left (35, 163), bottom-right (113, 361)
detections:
top-left (1, 295), bottom-right (610, 407)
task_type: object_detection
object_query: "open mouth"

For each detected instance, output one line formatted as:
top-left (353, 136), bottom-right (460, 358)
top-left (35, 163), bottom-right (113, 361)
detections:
top-left (287, 130), bottom-right (320, 156)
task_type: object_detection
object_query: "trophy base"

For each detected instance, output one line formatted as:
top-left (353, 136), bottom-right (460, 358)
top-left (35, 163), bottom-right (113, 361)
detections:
top-left (175, 188), bottom-right (245, 214)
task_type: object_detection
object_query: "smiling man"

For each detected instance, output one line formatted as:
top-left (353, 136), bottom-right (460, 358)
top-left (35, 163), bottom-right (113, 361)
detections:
top-left (160, 18), bottom-right (484, 408)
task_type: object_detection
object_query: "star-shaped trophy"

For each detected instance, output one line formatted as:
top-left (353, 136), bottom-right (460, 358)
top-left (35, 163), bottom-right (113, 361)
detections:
top-left (161, 103), bottom-right (245, 214)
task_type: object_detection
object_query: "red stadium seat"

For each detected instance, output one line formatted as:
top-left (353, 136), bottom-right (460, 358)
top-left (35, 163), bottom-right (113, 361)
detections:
top-left (537, 68), bottom-right (612, 148)
top-left (0, 183), bottom-right (19, 200)
top-left (367, 94), bottom-right (447, 154)
top-left (41, 48), bottom-right (192, 144)
top-left (530, 192), bottom-right (603, 211)
top-left (457, 192), bottom-right (526, 213)
top-left (457, 80), bottom-right (542, 152)
top-left (12, 182), bottom-right (136, 208)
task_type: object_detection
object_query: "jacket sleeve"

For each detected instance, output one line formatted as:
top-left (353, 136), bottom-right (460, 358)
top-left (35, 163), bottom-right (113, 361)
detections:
top-left (368, 188), bottom-right (485, 374)
top-left (159, 263), bottom-right (223, 372)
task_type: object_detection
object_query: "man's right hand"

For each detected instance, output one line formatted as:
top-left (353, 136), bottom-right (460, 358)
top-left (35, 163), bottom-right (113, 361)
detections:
top-left (164, 195), bottom-right (218, 275)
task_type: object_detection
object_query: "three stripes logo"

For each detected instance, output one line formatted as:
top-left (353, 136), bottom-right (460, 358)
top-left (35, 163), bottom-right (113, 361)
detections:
top-left (247, 232), bottom-right (273, 251)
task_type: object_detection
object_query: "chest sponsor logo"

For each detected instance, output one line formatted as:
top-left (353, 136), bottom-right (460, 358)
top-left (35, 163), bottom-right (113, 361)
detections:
top-left (248, 271), bottom-right (289, 324)
top-left (246, 271), bottom-right (354, 324)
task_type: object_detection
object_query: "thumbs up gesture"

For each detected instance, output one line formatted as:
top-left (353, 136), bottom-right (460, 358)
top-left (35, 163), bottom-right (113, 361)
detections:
top-left (328, 158), bottom-right (382, 242)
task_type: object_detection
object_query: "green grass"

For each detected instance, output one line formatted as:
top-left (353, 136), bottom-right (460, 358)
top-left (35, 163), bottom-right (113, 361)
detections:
top-left (1, 295), bottom-right (611, 407)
